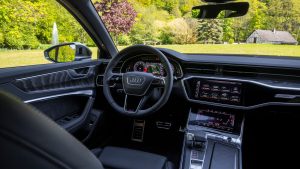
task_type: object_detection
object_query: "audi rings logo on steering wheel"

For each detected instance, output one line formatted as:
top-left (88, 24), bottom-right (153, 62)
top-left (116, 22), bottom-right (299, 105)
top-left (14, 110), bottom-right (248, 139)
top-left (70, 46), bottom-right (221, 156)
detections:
top-left (126, 76), bottom-right (145, 85)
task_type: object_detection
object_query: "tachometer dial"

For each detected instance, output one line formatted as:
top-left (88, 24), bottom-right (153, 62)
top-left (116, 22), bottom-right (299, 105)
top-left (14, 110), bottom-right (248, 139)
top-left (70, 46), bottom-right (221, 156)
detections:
top-left (160, 64), bottom-right (174, 76)
top-left (133, 61), bottom-right (146, 72)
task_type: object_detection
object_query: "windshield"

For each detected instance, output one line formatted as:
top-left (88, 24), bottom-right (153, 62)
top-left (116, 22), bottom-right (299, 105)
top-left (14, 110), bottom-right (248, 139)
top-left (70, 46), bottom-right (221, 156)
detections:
top-left (93, 0), bottom-right (300, 57)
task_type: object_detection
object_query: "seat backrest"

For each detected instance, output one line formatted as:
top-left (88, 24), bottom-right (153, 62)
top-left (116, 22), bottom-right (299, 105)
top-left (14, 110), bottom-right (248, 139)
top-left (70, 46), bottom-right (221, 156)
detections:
top-left (0, 91), bottom-right (103, 169)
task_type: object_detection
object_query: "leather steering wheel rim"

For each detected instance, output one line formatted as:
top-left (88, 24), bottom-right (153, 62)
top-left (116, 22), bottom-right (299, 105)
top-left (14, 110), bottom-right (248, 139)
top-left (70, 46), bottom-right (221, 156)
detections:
top-left (103, 45), bottom-right (173, 117)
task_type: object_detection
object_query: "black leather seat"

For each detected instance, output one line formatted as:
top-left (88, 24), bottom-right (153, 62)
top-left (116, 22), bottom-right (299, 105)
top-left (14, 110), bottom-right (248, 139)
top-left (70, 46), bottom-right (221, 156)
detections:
top-left (0, 91), bottom-right (104, 169)
top-left (0, 91), bottom-right (174, 169)
top-left (92, 146), bottom-right (175, 169)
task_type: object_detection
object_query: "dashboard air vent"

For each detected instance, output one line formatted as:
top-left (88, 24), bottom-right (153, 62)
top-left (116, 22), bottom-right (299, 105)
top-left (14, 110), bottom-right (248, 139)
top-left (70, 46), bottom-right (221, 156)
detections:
top-left (222, 65), bottom-right (300, 78)
top-left (185, 63), bottom-right (300, 79)
top-left (184, 63), bottom-right (218, 75)
top-left (221, 66), bottom-right (258, 77)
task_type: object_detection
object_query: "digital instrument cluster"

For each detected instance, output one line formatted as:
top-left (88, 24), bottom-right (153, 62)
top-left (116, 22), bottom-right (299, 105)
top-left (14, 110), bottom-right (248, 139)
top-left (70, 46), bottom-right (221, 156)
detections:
top-left (121, 55), bottom-right (183, 78)
top-left (132, 61), bottom-right (174, 76)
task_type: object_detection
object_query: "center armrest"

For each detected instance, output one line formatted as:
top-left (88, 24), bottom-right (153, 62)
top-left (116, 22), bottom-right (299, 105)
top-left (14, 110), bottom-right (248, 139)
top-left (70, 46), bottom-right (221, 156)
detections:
top-left (97, 146), bottom-right (169, 169)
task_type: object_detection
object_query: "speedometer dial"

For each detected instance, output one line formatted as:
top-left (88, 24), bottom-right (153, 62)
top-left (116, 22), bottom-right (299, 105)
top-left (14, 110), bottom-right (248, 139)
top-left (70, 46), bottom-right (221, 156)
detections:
top-left (133, 61), bottom-right (146, 72)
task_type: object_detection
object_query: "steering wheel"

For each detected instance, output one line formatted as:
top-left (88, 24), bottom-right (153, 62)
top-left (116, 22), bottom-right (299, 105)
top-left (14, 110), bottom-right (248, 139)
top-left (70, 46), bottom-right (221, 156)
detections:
top-left (103, 45), bottom-right (173, 117)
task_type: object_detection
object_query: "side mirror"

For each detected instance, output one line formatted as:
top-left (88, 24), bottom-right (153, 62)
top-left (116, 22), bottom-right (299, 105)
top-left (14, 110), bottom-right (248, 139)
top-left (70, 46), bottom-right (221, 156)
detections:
top-left (44, 42), bottom-right (92, 63)
top-left (192, 2), bottom-right (249, 19)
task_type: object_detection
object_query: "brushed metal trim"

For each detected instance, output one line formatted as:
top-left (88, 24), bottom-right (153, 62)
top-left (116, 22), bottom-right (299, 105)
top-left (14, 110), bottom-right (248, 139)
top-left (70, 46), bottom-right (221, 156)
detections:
top-left (24, 90), bottom-right (93, 103)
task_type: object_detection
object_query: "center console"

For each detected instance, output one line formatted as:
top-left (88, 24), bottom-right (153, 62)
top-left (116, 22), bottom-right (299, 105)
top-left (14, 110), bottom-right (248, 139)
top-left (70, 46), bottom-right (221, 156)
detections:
top-left (181, 107), bottom-right (244, 169)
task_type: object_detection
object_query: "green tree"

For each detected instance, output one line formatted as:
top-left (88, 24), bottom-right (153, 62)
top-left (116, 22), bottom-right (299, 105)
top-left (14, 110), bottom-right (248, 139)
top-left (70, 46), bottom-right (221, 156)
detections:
top-left (0, 0), bottom-right (41, 49)
top-left (129, 4), bottom-right (171, 44)
top-left (247, 0), bottom-right (267, 34)
top-left (223, 18), bottom-right (235, 43)
top-left (0, 0), bottom-right (94, 49)
top-left (198, 19), bottom-right (223, 44)
top-left (165, 18), bottom-right (198, 44)
top-left (265, 0), bottom-right (300, 42)
top-left (0, 32), bottom-right (4, 47)
top-left (179, 0), bottom-right (200, 16)
top-left (232, 18), bottom-right (248, 43)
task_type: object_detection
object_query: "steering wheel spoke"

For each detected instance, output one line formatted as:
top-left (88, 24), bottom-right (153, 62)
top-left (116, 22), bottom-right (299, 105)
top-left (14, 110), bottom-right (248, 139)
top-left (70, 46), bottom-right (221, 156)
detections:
top-left (106, 72), bottom-right (123, 83)
top-left (152, 76), bottom-right (166, 87)
top-left (124, 94), bottom-right (150, 113)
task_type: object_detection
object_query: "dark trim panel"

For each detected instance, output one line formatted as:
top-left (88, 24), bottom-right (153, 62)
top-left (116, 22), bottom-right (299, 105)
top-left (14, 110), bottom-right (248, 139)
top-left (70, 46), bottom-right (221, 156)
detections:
top-left (13, 67), bottom-right (95, 93)
top-left (64, 97), bottom-right (95, 133)
top-left (0, 60), bottom-right (101, 84)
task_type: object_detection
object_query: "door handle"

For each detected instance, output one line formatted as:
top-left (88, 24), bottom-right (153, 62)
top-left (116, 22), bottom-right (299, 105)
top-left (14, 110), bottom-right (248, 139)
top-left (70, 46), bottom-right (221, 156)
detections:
top-left (68, 67), bottom-right (91, 79)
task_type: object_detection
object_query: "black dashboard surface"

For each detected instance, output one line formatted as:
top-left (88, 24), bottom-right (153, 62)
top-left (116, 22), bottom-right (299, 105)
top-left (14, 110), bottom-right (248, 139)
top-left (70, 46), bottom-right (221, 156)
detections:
top-left (157, 48), bottom-right (300, 109)
top-left (103, 48), bottom-right (300, 110)
top-left (159, 48), bottom-right (300, 69)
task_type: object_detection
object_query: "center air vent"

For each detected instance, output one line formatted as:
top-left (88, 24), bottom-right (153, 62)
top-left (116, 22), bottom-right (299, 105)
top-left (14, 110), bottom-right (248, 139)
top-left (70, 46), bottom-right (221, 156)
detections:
top-left (223, 65), bottom-right (300, 78)
top-left (184, 63), bottom-right (300, 80)
top-left (222, 65), bottom-right (258, 77)
top-left (184, 63), bottom-right (219, 75)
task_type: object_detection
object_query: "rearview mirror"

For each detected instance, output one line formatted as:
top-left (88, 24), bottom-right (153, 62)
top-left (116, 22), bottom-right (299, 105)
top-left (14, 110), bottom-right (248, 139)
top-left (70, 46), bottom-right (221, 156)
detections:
top-left (44, 42), bottom-right (92, 63)
top-left (192, 2), bottom-right (249, 19)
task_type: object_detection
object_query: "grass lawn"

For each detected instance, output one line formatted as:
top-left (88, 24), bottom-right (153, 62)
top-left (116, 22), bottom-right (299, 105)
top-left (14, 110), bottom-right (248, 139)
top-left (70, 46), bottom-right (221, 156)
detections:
top-left (0, 44), bottom-right (300, 69)
top-left (0, 48), bottom-right (98, 68)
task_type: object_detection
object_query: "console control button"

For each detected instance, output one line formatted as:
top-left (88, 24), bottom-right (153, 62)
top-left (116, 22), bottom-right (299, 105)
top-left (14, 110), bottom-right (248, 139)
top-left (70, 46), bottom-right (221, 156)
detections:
top-left (211, 92), bottom-right (219, 99)
top-left (200, 92), bottom-right (210, 98)
top-left (211, 85), bottom-right (220, 91)
top-left (231, 95), bottom-right (240, 102)
top-left (221, 86), bottom-right (230, 92)
top-left (220, 93), bottom-right (229, 101)
top-left (232, 86), bottom-right (241, 94)
top-left (201, 84), bottom-right (210, 91)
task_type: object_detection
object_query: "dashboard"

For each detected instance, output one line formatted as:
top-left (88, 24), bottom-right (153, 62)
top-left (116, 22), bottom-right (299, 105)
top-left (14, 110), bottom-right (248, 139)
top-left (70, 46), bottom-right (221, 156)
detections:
top-left (120, 55), bottom-right (183, 78)
top-left (99, 48), bottom-right (300, 135)
top-left (114, 49), bottom-right (300, 110)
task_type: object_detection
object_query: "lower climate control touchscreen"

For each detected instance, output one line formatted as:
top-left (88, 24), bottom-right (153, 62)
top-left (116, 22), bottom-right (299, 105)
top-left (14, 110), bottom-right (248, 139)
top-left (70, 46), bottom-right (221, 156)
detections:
top-left (189, 109), bottom-right (239, 133)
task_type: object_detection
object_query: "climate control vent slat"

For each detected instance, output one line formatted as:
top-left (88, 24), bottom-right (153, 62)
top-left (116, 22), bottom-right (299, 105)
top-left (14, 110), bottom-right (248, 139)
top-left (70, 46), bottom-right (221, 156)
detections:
top-left (184, 63), bottom-right (218, 75)
top-left (184, 63), bottom-right (300, 79)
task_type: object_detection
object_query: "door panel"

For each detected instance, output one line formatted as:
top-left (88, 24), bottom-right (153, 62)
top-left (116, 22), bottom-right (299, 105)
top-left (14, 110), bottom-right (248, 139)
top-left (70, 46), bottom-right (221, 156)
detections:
top-left (12, 66), bottom-right (95, 93)
top-left (0, 60), bottom-right (101, 135)
top-left (0, 60), bottom-right (100, 100)
top-left (30, 95), bottom-right (95, 133)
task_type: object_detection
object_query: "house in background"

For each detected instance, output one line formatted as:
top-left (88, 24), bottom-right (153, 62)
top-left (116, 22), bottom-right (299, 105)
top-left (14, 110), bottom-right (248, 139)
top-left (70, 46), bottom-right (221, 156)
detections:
top-left (246, 29), bottom-right (298, 45)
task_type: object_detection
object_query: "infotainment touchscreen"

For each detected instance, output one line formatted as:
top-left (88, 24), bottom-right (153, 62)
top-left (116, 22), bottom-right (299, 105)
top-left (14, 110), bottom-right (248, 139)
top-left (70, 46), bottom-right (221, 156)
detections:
top-left (192, 79), bottom-right (243, 105)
